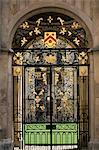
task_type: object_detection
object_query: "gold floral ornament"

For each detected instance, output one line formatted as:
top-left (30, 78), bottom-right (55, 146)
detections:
top-left (77, 51), bottom-right (88, 64)
top-left (47, 16), bottom-right (53, 23)
top-left (20, 21), bottom-right (29, 29)
top-left (35, 95), bottom-right (41, 103)
top-left (60, 27), bottom-right (67, 35)
top-left (72, 22), bottom-right (80, 29)
top-left (33, 55), bottom-right (40, 62)
top-left (21, 37), bottom-right (27, 46)
top-left (13, 67), bottom-right (22, 76)
top-left (62, 69), bottom-right (73, 78)
top-left (79, 66), bottom-right (88, 76)
top-left (73, 37), bottom-right (80, 46)
top-left (34, 27), bottom-right (41, 35)
top-left (44, 54), bottom-right (57, 64)
top-left (40, 105), bottom-right (45, 112)
top-left (13, 52), bottom-right (23, 65)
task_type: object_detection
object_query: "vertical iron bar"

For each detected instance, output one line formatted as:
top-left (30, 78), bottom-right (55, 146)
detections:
top-left (23, 66), bottom-right (25, 150)
top-left (22, 66), bottom-right (24, 149)
top-left (50, 66), bottom-right (52, 150)
top-left (88, 64), bottom-right (90, 143)
top-left (13, 74), bottom-right (15, 147)
top-left (77, 66), bottom-right (80, 149)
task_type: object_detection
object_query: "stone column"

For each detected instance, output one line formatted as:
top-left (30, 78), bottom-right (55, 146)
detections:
top-left (7, 49), bottom-right (14, 146)
top-left (89, 48), bottom-right (99, 150)
top-left (0, 49), bottom-right (13, 150)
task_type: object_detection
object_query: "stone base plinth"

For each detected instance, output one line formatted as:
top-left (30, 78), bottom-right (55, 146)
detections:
top-left (89, 141), bottom-right (99, 150)
top-left (0, 139), bottom-right (13, 150)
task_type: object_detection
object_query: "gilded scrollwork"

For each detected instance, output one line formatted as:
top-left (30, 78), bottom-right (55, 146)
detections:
top-left (12, 12), bottom-right (88, 48)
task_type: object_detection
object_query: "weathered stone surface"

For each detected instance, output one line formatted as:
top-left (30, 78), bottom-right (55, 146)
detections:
top-left (0, 0), bottom-right (99, 149)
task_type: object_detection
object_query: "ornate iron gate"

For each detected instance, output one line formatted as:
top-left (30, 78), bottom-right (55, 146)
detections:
top-left (13, 48), bottom-right (89, 150)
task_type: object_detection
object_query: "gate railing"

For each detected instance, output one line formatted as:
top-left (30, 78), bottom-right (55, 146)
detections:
top-left (12, 48), bottom-right (89, 150)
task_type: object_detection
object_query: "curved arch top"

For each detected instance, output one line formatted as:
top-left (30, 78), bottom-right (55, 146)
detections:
top-left (7, 1), bottom-right (94, 48)
top-left (12, 12), bottom-right (89, 49)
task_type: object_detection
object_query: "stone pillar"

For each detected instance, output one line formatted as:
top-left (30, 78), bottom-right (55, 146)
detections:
top-left (7, 49), bottom-right (14, 146)
top-left (0, 49), bottom-right (13, 150)
top-left (89, 48), bottom-right (99, 150)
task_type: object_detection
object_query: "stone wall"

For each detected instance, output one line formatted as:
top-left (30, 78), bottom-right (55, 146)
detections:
top-left (0, 0), bottom-right (98, 48)
top-left (0, 51), bottom-right (13, 139)
top-left (0, 0), bottom-right (99, 149)
top-left (0, 53), bottom-right (8, 138)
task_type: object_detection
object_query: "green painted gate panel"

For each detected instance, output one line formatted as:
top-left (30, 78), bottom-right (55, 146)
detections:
top-left (24, 123), bottom-right (78, 145)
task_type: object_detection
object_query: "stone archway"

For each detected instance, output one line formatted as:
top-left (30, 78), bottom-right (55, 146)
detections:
top-left (4, 2), bottom-right (95, 150)
top-left (11, 10), bottom-right (91, 150)
top-left (7, 1), bottom-right (94, 49)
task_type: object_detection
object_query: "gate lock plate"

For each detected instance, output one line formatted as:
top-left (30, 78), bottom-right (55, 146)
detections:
top-left (46, 125), bottom-right (56, 130)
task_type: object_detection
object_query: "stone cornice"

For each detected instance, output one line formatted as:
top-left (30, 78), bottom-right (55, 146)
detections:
top-left (90, 47), bottom-right (99, 52)
top-left (0, 48), bottom-right (14, 54)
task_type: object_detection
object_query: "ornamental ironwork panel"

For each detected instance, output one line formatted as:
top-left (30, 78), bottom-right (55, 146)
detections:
top-left (13, 47), bottom-right (89, 150)
top-left (13, 48), bottom-right (89, 66)
top-left (12, 10), bottom-right (89, 150)
top-left (12, 12), bottom-right (88, 49)
top-left (24, 66), bottom-right (77, 123)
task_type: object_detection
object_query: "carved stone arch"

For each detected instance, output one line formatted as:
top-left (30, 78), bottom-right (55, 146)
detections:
top-left (10, 2), bottom-right (94, 150)
top-left (7, 1), bottom-right (94, 49)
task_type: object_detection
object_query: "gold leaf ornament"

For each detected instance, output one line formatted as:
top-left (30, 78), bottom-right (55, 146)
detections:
top-left (73, 37), bottom-right (80, 46)
top-left (36, 18), bottom-right (43, 26)
top-left (29, 31), bottom-right (33, 36)
top-left (62, 96), bottom-right (73, 114)
top-left (57, 17), bottom-right (64, 26)
top-left (21, 37), bottom-right (27, 46)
